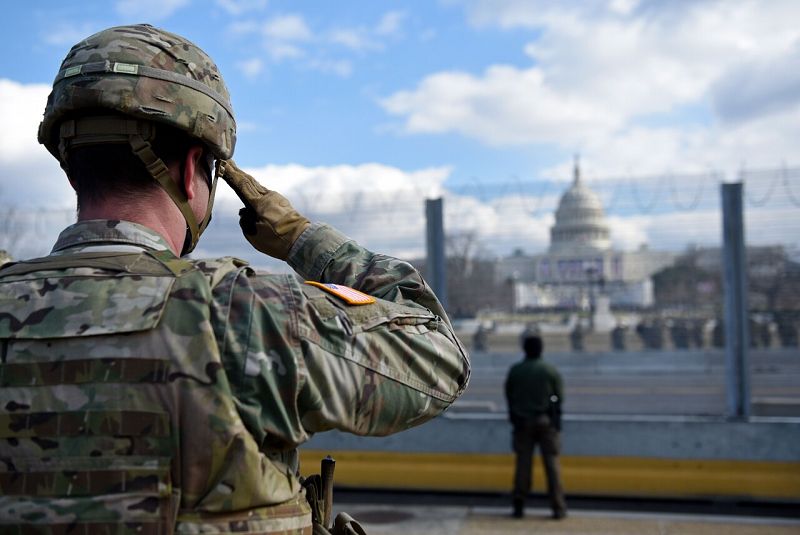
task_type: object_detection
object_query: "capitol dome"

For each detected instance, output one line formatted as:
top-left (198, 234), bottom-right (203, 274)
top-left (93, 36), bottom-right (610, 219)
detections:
top-left (549, 159), bottom-right (611, 253)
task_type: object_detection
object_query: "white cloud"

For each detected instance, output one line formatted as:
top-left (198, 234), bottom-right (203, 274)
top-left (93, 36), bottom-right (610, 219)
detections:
top-left (0, 80), bottom-right (71, 209)
top-left (609, 0), bottom-right (639, 17)
top-left (42, 23), bottom-right (101, 47)
top-left (327, 10), bottom-right (407, 53)
top-left (329, 29), bottom-right (378, 52)
top-left (208, 162), bottom-right (707, 261)
top-left (256, 14), bottom-right (312, 61)
top-left (383, 1), bottom-right (800, 179)
top-left (216, 0), bottom-right (267, 16)
top-left (621, 210), bottom-right (723, 252)
top-left (0, 208), bottom-right (74, 261)
top-left (419, 28), bottom-right (437, 42)
top-left (447, 193), bottom-right (555, 254)
top-left (115, 0), bottom-right (190, 20)
top-left (228, 11), bottom-right (406, 78)
top-left (0, 80), bottom-right (74, 260)
top-left (376, 11), bottom-right (407, 36)
top-left (381, 66), bottom-right (620, 146)
top-left (3, 83), bottom-right (794, 265)
top-left (236, 57), bottom-right (264, 78)
top-left (266, 43), bottom-right (305, 61)
top-left (306, 59), bottom-right (353, 78)
top-left (236, 120), bottom-right (260, 133)
top-left (216, 162), bottom-right (449, 206)
top-left (263, 14), bottom-right (311, 42)
top-left (208, 162), bottom-right (450, 261)
top-left (0, 80), bottom-right (49, 162)
top-left (207, 163), bottom-right (619, 262)
top-left (537, 125), bottom-right (712, 180)
top-left (204, 157), bottom-right (797, 262)
top-left (228, 20), bottom-right (260, 36)
top-left (607, 215), bottom-right (649, 251)
top-left (712, 42), bottom-right (800, 124)
top-left (562, 105), bottom-right (800, 180)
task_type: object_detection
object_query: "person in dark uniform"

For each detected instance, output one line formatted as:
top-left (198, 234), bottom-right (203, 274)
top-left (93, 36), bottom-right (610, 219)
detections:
top-left (569, 322), bottom-right (585, 352)
top-left (611, 323), bottom-right (627, 351)
top-left (505, 335), bottom-right (567, 519)
top-left (670, 319), bottom-right (690, 349)
top-left (473, 324), bottom-right (488, 352)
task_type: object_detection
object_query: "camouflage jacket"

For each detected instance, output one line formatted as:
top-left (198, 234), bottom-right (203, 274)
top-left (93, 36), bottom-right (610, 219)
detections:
top-left (0, 220), bottom-right (470, 534)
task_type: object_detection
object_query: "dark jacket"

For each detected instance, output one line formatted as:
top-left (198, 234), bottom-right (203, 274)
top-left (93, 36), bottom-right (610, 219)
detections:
top-left (505, 357), bottom-right (563, 424)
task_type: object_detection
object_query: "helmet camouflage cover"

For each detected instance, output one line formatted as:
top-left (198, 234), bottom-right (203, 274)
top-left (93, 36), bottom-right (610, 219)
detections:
top-left (38, 24), bottom-right (237, 255)
top-left (39, 23), bottom-right (236, 160)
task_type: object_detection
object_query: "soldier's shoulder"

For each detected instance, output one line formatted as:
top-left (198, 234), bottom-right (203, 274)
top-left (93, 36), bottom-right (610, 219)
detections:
top-left (190, 256), bottom-right (249, 271)
top-left (188, 256), bottom-right (249, 285)
top-left (190, 257), bottom-right (303, 307)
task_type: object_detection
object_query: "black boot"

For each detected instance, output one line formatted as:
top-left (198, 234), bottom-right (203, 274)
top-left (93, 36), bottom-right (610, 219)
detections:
top-left (512, 498), bottom-right (524, 518)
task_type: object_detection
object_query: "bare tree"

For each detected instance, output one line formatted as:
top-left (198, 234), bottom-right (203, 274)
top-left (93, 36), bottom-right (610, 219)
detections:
top-left (0, 206), bottom-right (24, 260)
top-left (445, 231), bottom-right (508, 317)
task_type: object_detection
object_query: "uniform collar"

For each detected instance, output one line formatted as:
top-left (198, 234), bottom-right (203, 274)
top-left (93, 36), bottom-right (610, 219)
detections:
top-left (52, 219), bottom-right (172, 253)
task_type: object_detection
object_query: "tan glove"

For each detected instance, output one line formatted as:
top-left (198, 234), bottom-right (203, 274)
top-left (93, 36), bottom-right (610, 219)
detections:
top-left (222, 160), bottom-right (311, 259)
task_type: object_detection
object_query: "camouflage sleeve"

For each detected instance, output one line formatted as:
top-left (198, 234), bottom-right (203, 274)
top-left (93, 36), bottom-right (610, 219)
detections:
top-left (288, 223), bottom-right (454, 328)
top-left (289, 224), bottom-right (470, 438)
top-left (216, 224), bottom-right (470, 450)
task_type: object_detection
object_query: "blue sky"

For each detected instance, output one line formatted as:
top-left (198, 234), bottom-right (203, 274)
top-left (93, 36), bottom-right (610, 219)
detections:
top-left (0, 1), bottom-right (550, 183)
top-left (1, 0), bottom-right (800, 264)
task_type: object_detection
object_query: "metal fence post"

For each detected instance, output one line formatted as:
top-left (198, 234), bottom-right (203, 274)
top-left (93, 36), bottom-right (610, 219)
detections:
top-left (425, 198), bottom-right (447, 309)
top-left (721, 182), bottom-right (750, 419)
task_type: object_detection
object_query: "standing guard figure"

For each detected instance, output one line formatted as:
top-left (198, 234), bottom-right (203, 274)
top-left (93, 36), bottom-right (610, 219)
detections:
top-left (505, 335), bottom-right (567, 520)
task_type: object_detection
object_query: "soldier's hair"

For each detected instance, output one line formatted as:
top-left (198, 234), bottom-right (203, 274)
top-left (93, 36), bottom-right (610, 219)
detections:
top-left (66, 115), bottom-right (205, 210)
top-left (523, 335), bottom-right (543, 359)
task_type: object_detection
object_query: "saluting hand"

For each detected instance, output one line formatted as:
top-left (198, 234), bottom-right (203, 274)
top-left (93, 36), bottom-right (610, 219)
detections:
top-left (221, 160), bottom-right (311, 260)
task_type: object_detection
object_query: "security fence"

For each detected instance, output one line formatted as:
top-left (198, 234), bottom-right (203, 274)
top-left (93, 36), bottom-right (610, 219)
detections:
top-left (2, 165), bottom-right (798, 416)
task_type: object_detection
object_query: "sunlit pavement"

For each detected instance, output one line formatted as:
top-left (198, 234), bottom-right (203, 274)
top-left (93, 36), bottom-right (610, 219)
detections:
top-left (336, 505), bottom-right (800, 534)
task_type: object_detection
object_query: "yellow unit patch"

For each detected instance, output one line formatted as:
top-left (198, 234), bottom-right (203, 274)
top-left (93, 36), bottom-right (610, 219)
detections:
top-left (304, 281), bottom-right (376, 305)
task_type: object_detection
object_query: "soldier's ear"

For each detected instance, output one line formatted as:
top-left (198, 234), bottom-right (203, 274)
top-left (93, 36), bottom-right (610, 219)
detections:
top-left (182, 146), bottom-right (205, 200)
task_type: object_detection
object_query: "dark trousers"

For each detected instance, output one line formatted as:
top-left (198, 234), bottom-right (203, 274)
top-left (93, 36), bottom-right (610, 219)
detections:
top-left (512, 416), bottom-right (567, 514)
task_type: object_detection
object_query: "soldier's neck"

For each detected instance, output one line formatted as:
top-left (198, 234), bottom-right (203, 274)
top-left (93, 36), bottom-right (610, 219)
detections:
top-left (77, 195), bottom-right (185, 256)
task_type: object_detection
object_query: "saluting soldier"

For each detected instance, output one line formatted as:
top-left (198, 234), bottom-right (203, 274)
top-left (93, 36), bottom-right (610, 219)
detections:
top-left (0, 24), bottom-right (470, 534)
top-left (505, 335), bottom-right (567, 519)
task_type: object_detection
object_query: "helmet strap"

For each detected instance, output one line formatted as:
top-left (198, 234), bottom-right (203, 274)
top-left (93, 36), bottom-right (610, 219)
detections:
top-left (58, 116), bottom-right (218, 256)
top-left (127, 133), bottom-right (202, 254)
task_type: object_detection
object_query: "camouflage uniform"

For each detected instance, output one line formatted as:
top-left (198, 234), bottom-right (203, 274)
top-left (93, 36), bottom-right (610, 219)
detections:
top-left (0, 220), bottom-right (470, 533)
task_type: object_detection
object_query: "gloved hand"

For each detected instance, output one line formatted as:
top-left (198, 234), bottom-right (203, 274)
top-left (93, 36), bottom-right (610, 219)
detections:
top-left (221, 159), bottom-right (311, 259)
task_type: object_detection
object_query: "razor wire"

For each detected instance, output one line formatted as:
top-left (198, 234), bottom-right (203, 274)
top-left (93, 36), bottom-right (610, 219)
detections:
top-left (2, 165), bottom-right (798, 257)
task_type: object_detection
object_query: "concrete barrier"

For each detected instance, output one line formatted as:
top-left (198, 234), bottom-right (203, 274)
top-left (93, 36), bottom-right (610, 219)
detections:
top-left (301, 415), bottom-right (800, 500)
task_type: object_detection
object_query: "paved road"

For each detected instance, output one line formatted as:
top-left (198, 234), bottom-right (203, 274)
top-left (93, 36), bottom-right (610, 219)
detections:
top-left (454, 348), bottom-right (800, 416)
top-left (335, 504), bottom-right (800, 535)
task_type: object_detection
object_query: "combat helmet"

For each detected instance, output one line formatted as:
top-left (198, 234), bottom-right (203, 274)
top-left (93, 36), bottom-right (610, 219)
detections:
top-left (38, 24), bottom-right (237, 254)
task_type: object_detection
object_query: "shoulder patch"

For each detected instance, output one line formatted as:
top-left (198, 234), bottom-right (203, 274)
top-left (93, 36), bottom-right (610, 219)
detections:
top-left (304, 281), bottom-right (376, 305)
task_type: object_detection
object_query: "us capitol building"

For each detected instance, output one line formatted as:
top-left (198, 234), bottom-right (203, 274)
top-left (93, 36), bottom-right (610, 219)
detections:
top-left (496, 160), bottom-right (675, 312)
